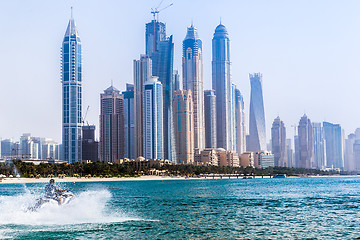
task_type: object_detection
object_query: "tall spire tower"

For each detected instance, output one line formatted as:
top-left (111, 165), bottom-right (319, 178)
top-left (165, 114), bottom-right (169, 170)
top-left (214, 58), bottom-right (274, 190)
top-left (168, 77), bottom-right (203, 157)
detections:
top-left (212, 23), bottom-right (235, 151)
top-left (182, 25), bottom-right (205, 150)
top-left (61, 10), bottom-right (82, 163)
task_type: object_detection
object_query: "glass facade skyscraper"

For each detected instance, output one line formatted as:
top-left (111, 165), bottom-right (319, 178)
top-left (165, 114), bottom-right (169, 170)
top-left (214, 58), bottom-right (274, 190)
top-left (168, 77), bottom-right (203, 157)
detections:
top-left (143, 76), bottom-right (164, 160)
top-left (248, 73), bottom-right (266, 151)
top-left (182, 25), bottom-right (205, 150)
top-left (312, 122), bottom-right (326, 169)
top-left (323, 121), bottom-right (344, 169)
top-left (151, 35), bottom-right (176, 162)
top-left (212, 24), bottom-right (235, 151)
top-left (61, 16), bottom-right (82, 163)
top-left (123, 84), bottom-right (135, 160)
top-left (145, 20), bottom-right (166, 56)
top-left (204, 90), bottom-right (217, 149)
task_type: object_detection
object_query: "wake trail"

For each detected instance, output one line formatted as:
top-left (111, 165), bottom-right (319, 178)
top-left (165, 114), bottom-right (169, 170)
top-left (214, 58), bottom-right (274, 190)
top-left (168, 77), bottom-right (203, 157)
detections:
top-left (0, 189), bottom-right (139, 225)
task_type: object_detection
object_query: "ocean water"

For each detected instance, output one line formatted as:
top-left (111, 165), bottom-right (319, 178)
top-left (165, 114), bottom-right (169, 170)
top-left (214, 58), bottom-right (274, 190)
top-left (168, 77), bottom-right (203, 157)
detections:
top-left (0, 177), bottom-right (360, 239)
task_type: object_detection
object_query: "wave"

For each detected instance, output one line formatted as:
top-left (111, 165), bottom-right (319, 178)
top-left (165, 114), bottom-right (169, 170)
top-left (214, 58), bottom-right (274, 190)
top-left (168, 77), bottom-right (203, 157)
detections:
top-left (0, 188), bottom-right (138, 225)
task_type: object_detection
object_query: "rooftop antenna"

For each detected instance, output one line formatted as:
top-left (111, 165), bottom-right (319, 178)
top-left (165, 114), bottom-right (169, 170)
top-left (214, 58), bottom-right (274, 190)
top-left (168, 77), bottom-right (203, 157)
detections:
top-left (220, 17), bottom-right (222, 24)
top-left (71, 7), bottom-right (73, 19)
top-left (111, 79), bottom-right (113, 87)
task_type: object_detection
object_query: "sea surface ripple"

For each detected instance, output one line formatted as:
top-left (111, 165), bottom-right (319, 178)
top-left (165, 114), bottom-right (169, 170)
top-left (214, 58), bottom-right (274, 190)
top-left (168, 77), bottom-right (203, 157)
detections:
top-left (1, 177), bottom-right (360, 239)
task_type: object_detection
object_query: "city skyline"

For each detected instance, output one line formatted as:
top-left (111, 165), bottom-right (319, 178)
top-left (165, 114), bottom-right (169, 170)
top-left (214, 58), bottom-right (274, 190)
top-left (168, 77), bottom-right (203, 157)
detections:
top-left (1, 0), bottom-right (360, 144)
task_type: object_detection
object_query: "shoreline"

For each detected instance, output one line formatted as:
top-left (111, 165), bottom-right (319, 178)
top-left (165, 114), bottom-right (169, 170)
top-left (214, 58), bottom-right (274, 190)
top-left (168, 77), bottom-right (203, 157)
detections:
top-left (0, 174), bottom-right (357, 184)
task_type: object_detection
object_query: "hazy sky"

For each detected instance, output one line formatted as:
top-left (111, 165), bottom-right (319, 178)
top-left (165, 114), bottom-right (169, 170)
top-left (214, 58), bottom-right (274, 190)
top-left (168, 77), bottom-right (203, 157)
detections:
top-left (1, 0), bottom-right (360, 143)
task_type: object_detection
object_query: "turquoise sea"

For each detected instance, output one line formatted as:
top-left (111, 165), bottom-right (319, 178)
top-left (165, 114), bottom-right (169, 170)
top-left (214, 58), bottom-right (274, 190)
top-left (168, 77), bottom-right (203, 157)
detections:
top-left (0, 177), bottom-right (360, 239)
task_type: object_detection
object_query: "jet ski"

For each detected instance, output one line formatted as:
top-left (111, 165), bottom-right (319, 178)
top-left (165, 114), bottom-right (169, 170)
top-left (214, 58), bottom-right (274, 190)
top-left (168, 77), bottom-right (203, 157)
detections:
top-left (28, 190), bottom-right (75, 212)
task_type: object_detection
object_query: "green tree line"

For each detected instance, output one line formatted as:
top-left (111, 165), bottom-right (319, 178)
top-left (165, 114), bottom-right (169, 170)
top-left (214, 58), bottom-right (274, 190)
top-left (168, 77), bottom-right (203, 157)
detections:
top-left (0, 160), bottom-right (352, 178)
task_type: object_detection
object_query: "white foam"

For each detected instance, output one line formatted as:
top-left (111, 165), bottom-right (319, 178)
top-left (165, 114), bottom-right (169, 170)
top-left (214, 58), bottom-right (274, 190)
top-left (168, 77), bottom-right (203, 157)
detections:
top-left (0, 189), bottom-right (138, 225)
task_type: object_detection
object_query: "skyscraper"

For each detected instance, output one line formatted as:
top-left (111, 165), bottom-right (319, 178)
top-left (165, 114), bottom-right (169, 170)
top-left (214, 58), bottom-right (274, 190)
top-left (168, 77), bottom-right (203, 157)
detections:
top-left (144, 17), bottom-right (176, 162)
top-left (145, 20), bottom-right (166, 56)
top-left (344, 133), bottom-right (356, 171)
top-left (182, 25), bottom-right (205, 150)
top-left (123, 84), bottom-right (135, 159)
top-left (61, 14), bottom-right (82, 163)
top-left (204, 90), bottom-right (217, 149)
top-left (212, 23), bottom-right (235, 151)
top-left (173, 70), bottom-right (180, 91)
top-left (286, 139), bottom-right (294, 167)
top-left (298, 115), bottom-right (314, 169)
top-left (134, 55), bottom-right (152, 158)
top-left (143, 76), bottom-right (163, 160)
top-left (82, 125), bottom-right (99, 162)
top-left (235, 88), bottom-right (246, 155)
top-left (312, 122), bottom-right (326, 169)
top-left (173, 90), bottom-right (194, 164)
top-left (151, 35), bottom-right (176, 162)
top-left (323, 121), bottom-right (344, 169)
top-left (271, 116), bottom-right (287, 167)
top-left (248, 73), bottom-right (266, 151)
top-left (100, 86), bottom-right (124, 162)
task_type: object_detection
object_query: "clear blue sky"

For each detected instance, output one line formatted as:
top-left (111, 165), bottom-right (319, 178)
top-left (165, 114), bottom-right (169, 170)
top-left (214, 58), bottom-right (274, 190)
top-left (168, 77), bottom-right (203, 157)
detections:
top-left (1, 0), bottom-right (360, 143)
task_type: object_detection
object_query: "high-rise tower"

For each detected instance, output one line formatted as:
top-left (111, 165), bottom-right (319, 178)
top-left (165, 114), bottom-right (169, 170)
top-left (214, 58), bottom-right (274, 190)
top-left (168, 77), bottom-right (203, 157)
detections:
top-left (182, 25), bottom-right (205, 150)
top-left (145, 20), bottom-right (166, 56)
top-left (212, 23), bottom-right (235, 151)
top-left (312, 122), bottom-right (326, 169)
top-left (204, 90), bottom-right (217, 149)
top-left (235, 88), bottom-right (246, 155)
top-left (298, 115), bottom-right (314, 169)
top-left (323, 121), bottom-right (344, 169)
top-left (99, 86), bottom-right (124, 162)
top-left (271, 116), bottom-right (287, 167)
top-left (248, 73), bottom-right (266, 151)
top-left (61, 14), bottom-right (82, 163)
top-left (173, 90), bottom-right (194, 164)
top-left (144, 17), bottom-right (176, 162)
top-left (134, 55), bottom-right (152, 158)
top-left (123, 84), bottom-right (135, 159)
top-left (143, 76), bottom-right (164, 160)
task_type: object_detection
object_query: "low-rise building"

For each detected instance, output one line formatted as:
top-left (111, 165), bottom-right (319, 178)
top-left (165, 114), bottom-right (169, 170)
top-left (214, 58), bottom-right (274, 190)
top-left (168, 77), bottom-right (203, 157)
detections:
top-left (254, 151), bottom-right (274, 168)
top-left (240, 152), bottom-right (254, 168)
top-left (194, 148), bottom-right (218, 166)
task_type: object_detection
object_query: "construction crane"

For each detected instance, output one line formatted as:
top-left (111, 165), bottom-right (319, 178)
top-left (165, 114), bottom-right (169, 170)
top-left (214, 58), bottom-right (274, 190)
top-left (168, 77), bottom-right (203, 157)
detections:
top-left (151, 1), bottom-right (173, 22)
top-left (82, 105), bottom-right (90, 126)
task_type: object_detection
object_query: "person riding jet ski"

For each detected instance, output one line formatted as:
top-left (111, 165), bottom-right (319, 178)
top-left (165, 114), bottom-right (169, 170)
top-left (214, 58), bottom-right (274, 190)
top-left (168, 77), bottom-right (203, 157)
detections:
top-left (45, 179), bottom-right (66, 205)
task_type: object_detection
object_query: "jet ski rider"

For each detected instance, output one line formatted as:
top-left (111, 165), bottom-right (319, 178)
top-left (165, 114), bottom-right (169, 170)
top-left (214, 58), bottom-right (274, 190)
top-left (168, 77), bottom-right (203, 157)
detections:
top-left (45, 179), bottom-right (66, 205)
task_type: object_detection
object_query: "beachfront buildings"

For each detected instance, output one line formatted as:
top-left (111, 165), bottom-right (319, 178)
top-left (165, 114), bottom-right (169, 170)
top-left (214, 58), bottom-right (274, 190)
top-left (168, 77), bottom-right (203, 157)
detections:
top-left (182, 25), bottom-right (205, 150)
top-left (143, 77), bottom-right (164, 160)
top-left (248, 73), bottom-right (266, 152)
top-left (99, 86), bottom-right (124, 162)
top-left (212, 23), bottom-right (235, 151)
top-left (61, 15), bottom-right (82, 163)
top-left (173, 90), bottom-right (194, 164)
